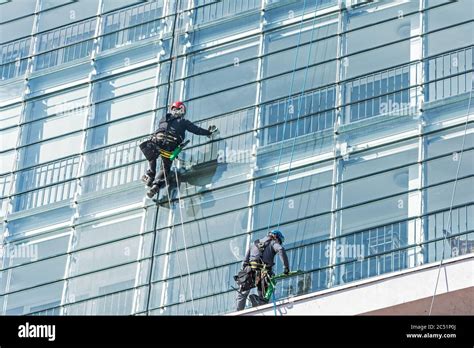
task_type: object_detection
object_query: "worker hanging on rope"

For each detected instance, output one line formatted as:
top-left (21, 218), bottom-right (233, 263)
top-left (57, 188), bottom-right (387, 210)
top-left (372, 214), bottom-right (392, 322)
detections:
top-left (139, 101), bottom-right (218, 198)
top-left (234, 230), bottom-right (290, 311)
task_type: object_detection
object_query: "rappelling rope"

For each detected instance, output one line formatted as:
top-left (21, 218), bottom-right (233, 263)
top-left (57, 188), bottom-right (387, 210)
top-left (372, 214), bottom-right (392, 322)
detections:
top-left (428, 72), bottom-right (473, 316)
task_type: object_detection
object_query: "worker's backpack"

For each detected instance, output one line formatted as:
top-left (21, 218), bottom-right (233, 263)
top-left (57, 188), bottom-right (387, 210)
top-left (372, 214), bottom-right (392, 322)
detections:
top-left (234, 265), bottom-right (255, 291)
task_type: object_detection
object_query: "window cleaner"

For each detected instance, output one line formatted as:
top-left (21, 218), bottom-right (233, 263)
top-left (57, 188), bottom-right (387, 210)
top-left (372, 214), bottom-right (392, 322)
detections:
top-left (235, 230), bottom-right (291, 310)
top-left (139, 101), bottom-right (219, 199)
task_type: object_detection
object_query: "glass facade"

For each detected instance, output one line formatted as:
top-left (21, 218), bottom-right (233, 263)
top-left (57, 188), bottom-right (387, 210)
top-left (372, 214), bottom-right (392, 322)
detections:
top-left (0, 0), bottom-right (472, 315)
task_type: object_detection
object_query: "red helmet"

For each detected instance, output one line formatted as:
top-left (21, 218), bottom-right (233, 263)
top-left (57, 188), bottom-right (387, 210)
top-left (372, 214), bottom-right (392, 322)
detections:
top-left (171, 101), bottom-right (186, 111)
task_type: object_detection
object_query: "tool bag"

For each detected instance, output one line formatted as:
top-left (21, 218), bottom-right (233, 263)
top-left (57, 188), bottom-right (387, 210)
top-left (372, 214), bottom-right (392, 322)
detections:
top-left (234, 265), bottom-right (255, 291)
top-left (139, 138), bottom-right (161, 161)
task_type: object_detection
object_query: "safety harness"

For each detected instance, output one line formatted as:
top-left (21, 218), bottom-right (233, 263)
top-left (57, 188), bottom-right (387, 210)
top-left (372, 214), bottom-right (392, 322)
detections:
top-left (250, 238), bottom-right (273, 269)
top-left (234, 238), bottom-right (273, 292)
top-left (140, 115), bottom-right (185, 161)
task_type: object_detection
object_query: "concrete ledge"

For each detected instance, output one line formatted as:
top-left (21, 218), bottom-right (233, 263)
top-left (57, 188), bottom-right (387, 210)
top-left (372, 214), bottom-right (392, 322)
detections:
top-left (229, 254), bottom-right (474, 316)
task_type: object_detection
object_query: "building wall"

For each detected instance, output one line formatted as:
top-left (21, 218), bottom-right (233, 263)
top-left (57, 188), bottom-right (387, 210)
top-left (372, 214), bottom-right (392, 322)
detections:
top-left (0, 0), bottom-right (473, 315)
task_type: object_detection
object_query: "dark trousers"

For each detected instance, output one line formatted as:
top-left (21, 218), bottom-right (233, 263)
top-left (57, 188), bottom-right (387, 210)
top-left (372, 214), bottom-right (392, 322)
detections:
top-left (148, 156), bottom-right (173, 188)
top-left (236, 268), bottom-right (272, 311)
top-left (147, 141), bottom-right (176, 188)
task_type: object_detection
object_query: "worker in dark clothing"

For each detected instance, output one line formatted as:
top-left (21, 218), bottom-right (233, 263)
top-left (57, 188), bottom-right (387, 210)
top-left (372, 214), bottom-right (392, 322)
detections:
top-left (143, 101), bottom-right (218, 198)
top-left (236, 230), bottom-right (290, 311)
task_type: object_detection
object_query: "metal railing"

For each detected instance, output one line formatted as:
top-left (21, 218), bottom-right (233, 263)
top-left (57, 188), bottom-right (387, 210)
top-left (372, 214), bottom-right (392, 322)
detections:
top-left (34, 18), bottom-right (97, 72)
top-left (10, 157), bottom-right (80, 212)
top-left (261, 86), bottom-right (337, 145)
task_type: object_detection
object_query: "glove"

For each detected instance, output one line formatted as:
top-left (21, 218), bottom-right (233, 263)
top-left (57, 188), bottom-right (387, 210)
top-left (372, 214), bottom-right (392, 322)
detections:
top-left (284, 267), bottom-right (290, 275)
top-left (207, 125), bottom-right (218, 138)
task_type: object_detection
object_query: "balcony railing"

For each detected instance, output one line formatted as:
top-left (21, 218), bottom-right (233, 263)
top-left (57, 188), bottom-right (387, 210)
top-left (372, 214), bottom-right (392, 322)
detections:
top-left (11, 157), bottom-right (80, 212)
top-left (0, 37), bottom-right (31, 80)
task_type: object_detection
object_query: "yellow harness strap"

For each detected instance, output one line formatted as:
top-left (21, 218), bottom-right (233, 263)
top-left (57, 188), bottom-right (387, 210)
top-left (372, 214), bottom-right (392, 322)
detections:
top-left (159, 149), bottom-right (173, 158)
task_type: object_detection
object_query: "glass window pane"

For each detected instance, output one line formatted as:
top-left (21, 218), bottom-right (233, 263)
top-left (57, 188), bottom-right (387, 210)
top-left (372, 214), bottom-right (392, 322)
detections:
top-left (18, 132), bottom-right (82, 169)
top-left (3, 230), bottom-right (70, 267)
top-left (186, 60), bottom-right (258, 99)
top-left (345, 0), bottom-right (418, 31)
top-left (426, 125), bottom-right (474, 159)
top-left (264, 36), bottom-right (337, 78)
top-left (255, 161), bottom-right (333, 203)
top-left (0, 1), bottom-right (36, 22)
top-left (0, 150), bottom-right (15, 175)
top-left (187, 83), bottom-right (257, 121)
top-left (152, 235), bottom-right (246, 281)
top-left (37, 1), bottom-right (99, 32)
top-left (191, 13), bottom-right (260, 49)
top-left (85, 112), bottom-right (152, 150)
top-left (102, 0), bottom-right (146, 13)
top-left (66, 260), bottom-right (149, 305)
top-left (0, 80), bottom-right (24, 103)
top-left (154, 209), bottom-right (248, 255)
top-left (344, 41), bottom-right (411, 79)
top-left (0, 126), bottom-right (19, 151)
top-left (7, 205), bottom-right (74, 235)
top-left (69, 235), bottom-right (144, 276)
top-left (34, 18), bottom-right (97, 71)
top-left (29, 61), bottom-right (91, 94)
top-left (188, 37), bottom-right (258, 76)
top-left (93, 66), bottom-right (156, 103)
top-left (0, 104), bottom-right (21, 130)
top-left (21, 110), bottom-right (86, 146)
top-left (163, 182), bottom-right (250, 226)
top-left (260, 86), bottom-right (336, 144)
top-left (24, 87), bottom-right (89, 122)
top-left (425, 150), bottom-right (474, 186)
top-left (346, 13), bottom-right (418, 55)
top-left (91, 90), bottom-right (154, 126)
top-left (342, 140), bottom-right (418, 181)
top-left (65, 287), bottom-right (137, 315)
top-left (426, 0), bottom-right (473, 31)
top-left (341, 165), bottom-right (417, 208)
top-left (0, 16), bottom-right (34, 43)
top-left (74, 210), bottom-right (143, 250)
top-left (0, 173), bottom-right (12, 199)
top-left (265, 15), bottom-right (337, 54)
top-left (262, 60), bottom-right (336, 102)
top-left (425, 177), bottom-right (474, 213)
top-left (253, 187), bottom-right (332, 231)
top-left (1, 282), bottom-right (63, 315)
top-left (340, 194), bottom-right (409, 235)
top-left (150, 263), bottom-right (240, 309)
top-left (1, 255), bottom-right (67, 294)
top-left (426, 22), bottom-right (474, 56)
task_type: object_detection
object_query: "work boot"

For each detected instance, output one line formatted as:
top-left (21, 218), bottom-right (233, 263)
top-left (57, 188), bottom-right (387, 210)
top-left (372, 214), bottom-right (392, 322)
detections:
top-left (147, 184), bottom-right (160, 198)
top-left (142, 170), bottom-right (155, 187)
top-left (142, 174), bottom-right (155, 187)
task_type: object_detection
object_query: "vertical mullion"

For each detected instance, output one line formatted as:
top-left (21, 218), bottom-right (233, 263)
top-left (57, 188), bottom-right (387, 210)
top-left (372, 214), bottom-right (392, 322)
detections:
top-left (328, 0), bottom-right (346, 289)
